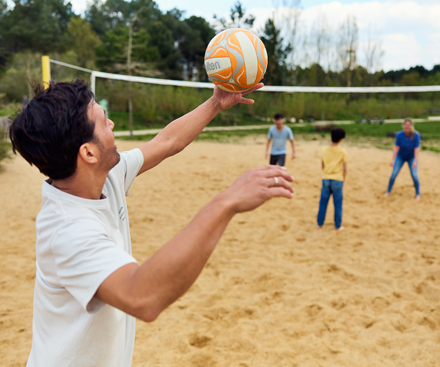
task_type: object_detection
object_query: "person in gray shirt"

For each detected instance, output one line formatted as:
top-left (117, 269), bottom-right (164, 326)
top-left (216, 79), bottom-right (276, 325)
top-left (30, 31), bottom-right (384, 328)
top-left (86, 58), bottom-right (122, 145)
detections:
top-left (265, 113), bottom-right (295, 166)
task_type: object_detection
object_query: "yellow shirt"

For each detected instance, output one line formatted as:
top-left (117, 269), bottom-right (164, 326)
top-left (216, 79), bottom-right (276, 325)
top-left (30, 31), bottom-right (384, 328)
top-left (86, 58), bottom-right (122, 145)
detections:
top-left (322, 146), bottom-right (348, 182)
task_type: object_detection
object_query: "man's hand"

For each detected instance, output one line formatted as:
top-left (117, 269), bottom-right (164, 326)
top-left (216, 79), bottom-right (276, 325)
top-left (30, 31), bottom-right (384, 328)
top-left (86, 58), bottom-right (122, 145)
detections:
top-left (412, 160), bottom-right (417, 169)
top-left (212, 83), bottom-right (264, 111)
top-left (221, 165), bottom-right (294, 214)
top-left (291, 152), bottom-right (296, 159)
top-left (390, 160), bottom-right (394, 167)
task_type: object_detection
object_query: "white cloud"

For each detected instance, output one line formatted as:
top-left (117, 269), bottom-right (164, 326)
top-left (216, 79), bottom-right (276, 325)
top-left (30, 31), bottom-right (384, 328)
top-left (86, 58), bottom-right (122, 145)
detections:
top-left (248, 0), bottom-right (440, 71)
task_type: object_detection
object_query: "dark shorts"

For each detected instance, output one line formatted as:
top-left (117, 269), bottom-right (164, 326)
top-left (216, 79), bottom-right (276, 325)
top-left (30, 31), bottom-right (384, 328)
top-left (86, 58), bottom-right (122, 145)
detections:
top-left (270, 154), bottom-right (286, 166)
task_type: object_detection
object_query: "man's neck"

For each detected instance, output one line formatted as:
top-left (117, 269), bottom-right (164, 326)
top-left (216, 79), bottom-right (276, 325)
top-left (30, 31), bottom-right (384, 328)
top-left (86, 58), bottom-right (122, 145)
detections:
top-left (51, 170), bottom-right (108, 200)
top-left (276, 124), bottom-right (284, 131)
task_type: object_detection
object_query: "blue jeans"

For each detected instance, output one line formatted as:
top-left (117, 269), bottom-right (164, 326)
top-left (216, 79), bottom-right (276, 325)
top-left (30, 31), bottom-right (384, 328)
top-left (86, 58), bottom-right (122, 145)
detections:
top-left (317, 180), bottom-right (343, 229)
top-left (387, 155), bottom-right (420, 195)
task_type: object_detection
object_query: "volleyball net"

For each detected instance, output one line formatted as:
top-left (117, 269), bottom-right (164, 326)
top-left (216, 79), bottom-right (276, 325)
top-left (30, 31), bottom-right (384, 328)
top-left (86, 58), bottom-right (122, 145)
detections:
top-left (48, 59), bottom-right (440, 143)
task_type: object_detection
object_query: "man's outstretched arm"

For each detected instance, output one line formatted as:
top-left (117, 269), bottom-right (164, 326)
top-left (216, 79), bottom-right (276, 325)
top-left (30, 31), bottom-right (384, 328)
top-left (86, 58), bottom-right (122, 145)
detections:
top-left (137, 84), bottom-right (263, 175)
top-left (96, 165), bottom-right (294, 322)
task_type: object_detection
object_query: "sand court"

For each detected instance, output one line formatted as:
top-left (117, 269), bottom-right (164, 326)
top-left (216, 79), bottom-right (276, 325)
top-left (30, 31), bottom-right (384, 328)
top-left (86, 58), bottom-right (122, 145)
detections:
top-left (1, 138), bottom-right (439, 366)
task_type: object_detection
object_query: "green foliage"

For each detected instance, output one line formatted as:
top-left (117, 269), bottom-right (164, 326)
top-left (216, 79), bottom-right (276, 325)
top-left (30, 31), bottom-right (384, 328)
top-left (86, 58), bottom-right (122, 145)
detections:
top-left (0, 0), bottom-right (74, 54)
top-left (0, 51), bottom-right (41, 102)
top-left (95, 26), bottom-right (159, 74)
top-left (260, 18), bottom-right (291, 85)
top-left (63, 17), bottom-right (101, 68)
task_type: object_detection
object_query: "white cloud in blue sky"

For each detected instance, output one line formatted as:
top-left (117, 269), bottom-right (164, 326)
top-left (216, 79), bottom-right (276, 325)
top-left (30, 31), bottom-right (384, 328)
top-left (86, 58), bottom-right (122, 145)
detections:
top-left (59, 0), bottom-right (440, 71)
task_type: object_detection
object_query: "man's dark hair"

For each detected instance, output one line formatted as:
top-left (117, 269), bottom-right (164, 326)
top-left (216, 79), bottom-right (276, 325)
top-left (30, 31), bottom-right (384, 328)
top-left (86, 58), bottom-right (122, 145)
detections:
top-left (274, 113), bottom-right (283, 120)
top-left (331, 127), bottom-right (346, 143)
top-left (10, 79), bottom-right (95, 180)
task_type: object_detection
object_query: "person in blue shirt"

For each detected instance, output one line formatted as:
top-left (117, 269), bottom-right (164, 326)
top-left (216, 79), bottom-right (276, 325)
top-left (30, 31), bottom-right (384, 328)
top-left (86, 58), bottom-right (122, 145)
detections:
top-left (384, 118), bottom-right (421, 200)
top-left (265, 113), bottom-right (295, 166)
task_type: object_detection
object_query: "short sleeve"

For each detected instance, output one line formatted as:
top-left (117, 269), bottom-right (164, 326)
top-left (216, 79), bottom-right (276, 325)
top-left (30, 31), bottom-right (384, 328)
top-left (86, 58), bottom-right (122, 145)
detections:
top-left (268, 127), bottom-right (273, 139)
top-left (288, 128), bottom-right (293, 140)
top-left (51, 219), bottom-right (137, 313)
top-left (119, 149), bottom-right (144, 195)
top-left (342, 148), bottom-right (349, 162)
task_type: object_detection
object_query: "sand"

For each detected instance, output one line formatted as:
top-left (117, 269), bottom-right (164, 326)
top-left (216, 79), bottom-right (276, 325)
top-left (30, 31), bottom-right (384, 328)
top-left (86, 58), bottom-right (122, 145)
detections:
top-left (1, 138), bottom-right (439, 366)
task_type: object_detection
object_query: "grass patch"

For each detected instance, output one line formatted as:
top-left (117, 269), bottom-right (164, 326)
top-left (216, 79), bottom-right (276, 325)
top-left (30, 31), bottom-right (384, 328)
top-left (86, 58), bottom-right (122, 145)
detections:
top-left (422, 146), bottom-right (440, 153)
top-left (0, 108), bottom-right (15, 117)
top-left (117, 134), bottom-right (156, 142)
top-left (114, 120), bottom-right (440, 146)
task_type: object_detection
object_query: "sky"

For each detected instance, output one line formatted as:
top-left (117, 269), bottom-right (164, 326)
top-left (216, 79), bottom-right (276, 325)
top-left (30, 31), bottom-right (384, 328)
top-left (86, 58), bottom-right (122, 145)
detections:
top-left (66, 0), bottom-right (440, 72)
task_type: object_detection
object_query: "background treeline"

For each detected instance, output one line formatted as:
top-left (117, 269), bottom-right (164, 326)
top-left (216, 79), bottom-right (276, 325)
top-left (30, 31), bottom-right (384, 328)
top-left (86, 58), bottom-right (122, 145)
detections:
top-left (0, 0), bottom-right (439, 126)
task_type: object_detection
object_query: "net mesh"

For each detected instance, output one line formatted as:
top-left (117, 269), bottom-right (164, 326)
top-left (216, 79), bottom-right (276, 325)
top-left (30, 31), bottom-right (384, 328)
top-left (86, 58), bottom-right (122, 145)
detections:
top-left (50, 60), bottom-right (440, 148)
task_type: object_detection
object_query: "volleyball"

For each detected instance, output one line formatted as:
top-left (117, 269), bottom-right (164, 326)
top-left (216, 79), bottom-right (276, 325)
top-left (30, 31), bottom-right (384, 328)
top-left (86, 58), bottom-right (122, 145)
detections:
top-left (204, 28), bottom-right (268, 93)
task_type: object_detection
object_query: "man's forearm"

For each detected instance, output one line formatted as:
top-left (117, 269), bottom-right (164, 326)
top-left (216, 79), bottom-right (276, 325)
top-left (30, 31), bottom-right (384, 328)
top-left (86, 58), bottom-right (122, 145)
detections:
top-left (158, 97), bottom-right (222, 153)
top-left (126, 192), bottom-right (234, 321)
top-left (138, 97), bottom-right (222, 174)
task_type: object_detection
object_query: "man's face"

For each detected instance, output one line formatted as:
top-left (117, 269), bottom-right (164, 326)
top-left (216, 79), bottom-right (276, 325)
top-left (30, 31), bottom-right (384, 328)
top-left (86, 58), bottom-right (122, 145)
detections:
top-left (88, 101), bottom-right (120, 171)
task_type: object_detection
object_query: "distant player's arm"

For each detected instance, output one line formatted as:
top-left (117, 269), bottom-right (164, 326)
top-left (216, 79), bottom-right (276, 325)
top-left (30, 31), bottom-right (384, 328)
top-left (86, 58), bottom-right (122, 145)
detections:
top-left (412, 147), bottom-right (420, 168)
top-left (136, 84), bottom-right (263, 175)
top-left (95, 165), bottom-right (294, 322)
top-left (343, 162), bottom-right (347, 180)
top-left (290, 140), bottom-right (296, 158)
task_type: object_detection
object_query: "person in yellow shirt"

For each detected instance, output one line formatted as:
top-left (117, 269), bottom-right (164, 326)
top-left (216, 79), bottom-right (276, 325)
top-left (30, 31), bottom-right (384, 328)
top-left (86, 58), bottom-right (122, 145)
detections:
top-left (317, 128), bottom-right (348, 231)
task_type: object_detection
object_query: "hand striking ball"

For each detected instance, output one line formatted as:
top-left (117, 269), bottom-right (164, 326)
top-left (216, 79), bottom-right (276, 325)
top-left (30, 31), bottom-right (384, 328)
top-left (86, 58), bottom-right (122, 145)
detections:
top-left (204, 28), bottom-right (268, 93)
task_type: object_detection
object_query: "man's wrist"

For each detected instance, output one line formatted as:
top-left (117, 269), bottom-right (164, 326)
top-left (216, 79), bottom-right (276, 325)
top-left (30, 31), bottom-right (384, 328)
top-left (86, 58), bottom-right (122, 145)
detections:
top-left (212, 190), bottom-right (238, 217)
top-left (210, 95), bottom-right (223, 113)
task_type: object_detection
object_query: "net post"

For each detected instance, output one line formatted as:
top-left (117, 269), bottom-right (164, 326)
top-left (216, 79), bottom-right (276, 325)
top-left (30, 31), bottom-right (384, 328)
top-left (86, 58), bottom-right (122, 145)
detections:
top-left (42, 56), bottom-right (51, 89)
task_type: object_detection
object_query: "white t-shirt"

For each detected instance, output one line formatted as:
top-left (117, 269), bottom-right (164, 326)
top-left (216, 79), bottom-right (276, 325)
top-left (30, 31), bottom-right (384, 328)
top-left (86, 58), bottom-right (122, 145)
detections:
top-left (27, 148), bottom-right (144, 367)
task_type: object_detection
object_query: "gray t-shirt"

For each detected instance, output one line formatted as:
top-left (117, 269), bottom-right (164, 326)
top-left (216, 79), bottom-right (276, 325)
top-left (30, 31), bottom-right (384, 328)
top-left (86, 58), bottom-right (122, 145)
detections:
top-left (268, 125), bottom-right (293, 155)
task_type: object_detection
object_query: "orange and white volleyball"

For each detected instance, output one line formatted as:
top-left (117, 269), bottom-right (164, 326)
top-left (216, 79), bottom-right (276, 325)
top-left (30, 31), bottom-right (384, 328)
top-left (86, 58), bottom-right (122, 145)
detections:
top-left (204, 28), bottom-right (268, 93)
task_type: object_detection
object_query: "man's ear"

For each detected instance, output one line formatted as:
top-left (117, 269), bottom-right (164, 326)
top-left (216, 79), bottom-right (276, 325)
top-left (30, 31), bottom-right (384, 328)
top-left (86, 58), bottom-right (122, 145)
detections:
top-left (78, 142), bottom-right (98, 165)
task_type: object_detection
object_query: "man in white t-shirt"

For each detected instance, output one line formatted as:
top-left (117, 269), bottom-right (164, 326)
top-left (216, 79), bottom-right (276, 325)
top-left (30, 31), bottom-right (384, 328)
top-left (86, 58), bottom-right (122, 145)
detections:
top-left (10, 80), bottom-right (294, 367)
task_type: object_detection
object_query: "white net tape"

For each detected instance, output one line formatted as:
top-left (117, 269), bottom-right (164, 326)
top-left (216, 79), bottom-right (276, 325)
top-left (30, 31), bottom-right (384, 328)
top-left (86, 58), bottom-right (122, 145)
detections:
top-left (50, 60), bottom-right (440, 94)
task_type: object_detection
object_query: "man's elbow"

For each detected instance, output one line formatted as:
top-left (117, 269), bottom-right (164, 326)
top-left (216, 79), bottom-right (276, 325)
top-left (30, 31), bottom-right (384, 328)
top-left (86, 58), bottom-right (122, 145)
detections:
top-left (130, 297), bottom-right (164, 323)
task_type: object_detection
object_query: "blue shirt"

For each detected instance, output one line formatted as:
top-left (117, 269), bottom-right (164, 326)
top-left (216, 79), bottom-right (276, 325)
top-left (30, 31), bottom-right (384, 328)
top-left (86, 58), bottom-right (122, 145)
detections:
top-left (268, 125), bottom-right (293, 155)
top-left (395, 130), bottom-right (420, 161)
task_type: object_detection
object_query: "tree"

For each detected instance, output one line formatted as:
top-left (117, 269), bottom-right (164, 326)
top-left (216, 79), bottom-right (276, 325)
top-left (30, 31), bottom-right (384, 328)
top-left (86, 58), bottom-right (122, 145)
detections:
top-left (336, 15), bottom-right (358, 87)
top-left (63, 17), bottom-right (101, 68)
top-left (260, 18), bottom-right (292, 85)
top-left (309, 13), bottom-right (332, 70)
top-left (363, 25), bottom-right (384, 85)
top-left (0, 0), bottom-right (74, 53)
top-left (85, 0), bottom-right (159, 37)
top-left (213, 1), bottom-right (255, 31)
top-left (95, 26), bottom-right (160, 74)
top-left (271, 0), bottom-right (302, 85)
top-left (181, 16), bottom-right (215, 81)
